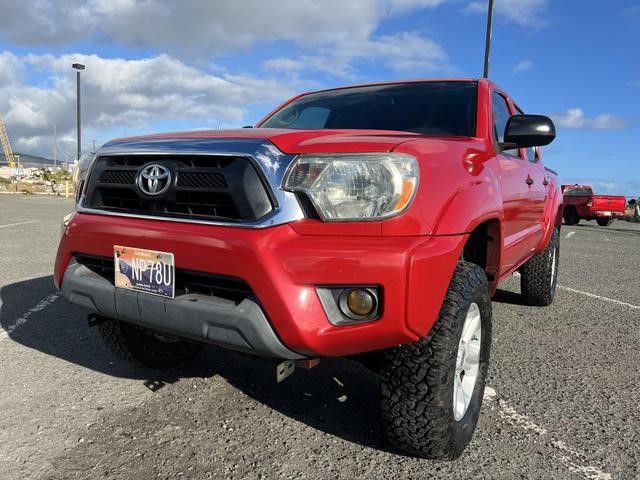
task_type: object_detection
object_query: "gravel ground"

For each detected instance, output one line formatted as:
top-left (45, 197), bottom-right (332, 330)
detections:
top-left (1, 194), bottom-right (638, 479)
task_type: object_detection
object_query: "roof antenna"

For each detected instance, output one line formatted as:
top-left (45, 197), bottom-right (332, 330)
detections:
top-left (483, 0), bottom-right (494, 78)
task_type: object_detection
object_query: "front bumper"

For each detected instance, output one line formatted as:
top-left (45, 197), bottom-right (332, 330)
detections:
top-left (61, 259), bottom-right (304, 359)
top-left (55, 212), bottom-right (466, 358)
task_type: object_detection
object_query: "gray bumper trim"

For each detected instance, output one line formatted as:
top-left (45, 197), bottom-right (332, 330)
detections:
top-left (61, 261), bottom-right (304, 360)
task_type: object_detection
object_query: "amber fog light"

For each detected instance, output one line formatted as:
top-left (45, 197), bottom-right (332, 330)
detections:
top-left (346, 289), bottom-right (375, 316)
top-left (338, 288), bottom-right (379, 321)
top-left (316, 286), bottom-right (381, 325)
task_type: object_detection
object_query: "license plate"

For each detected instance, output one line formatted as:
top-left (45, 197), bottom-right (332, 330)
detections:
top-left (113, 246), bottom-right (175, 298)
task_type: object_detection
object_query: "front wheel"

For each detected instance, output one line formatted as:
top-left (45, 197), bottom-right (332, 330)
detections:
top-left (380, 261), bottom-right (492, 460)
top-left (98, 319), bottom-right (203, 368)
top-left (596, 217), bottom-right (614, 227)
top-left (520, 226), bottom-right (560, 306)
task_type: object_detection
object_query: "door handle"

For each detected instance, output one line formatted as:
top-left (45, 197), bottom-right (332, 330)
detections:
top-left (526, 177), bottom-right (534, 186)
top-left (543, 178), bottom-right (549, 186)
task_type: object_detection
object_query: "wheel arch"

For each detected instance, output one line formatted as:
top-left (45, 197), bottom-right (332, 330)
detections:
top-left (539, 187), bottom-right (564, 251)
top-left (461, 218), bottom-right (502, 295)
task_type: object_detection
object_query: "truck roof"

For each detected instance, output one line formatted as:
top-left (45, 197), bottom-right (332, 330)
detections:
top-left (300, 78), bottom-right (480, 96)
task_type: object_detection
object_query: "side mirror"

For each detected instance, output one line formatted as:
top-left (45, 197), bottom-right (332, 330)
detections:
top-left (504, 114), bottom-right (556, 148)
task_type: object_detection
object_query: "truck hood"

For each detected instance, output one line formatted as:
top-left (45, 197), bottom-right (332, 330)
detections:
top-left (104, 128), bottom-right (424, 155)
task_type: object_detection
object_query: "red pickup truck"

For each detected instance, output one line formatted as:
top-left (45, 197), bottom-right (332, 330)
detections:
top-left (562, 184), bottom-right (626, 226)
top-left (56, 79), bottom-right (561, 459)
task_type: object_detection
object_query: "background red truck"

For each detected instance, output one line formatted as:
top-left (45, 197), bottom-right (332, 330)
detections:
top-left (562, 184), bottom-right (626, 226)
top-left (56, 79), bottom-right (561, 459)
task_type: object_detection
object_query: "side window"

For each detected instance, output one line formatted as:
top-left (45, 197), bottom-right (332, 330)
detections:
top-left (515, 105), bottom-right (537, 162)
top-left (491, 92), bottom-right (518, 156)
top-left (290, 106), bottom-right (330, 129)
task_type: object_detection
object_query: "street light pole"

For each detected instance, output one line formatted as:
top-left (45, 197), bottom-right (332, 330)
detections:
top-left (483, 0), bottom-right (494, 78)
top-left (72, 63), bottom-right (85, 162)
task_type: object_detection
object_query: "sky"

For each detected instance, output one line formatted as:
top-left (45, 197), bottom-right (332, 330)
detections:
top-left (0, 0), bottom-right (638, 195)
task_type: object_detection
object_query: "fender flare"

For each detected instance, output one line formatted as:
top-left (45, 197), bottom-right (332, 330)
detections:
top-left (538, 183), bottom-right (563, 252)
top-left (432, 168), bottom-right (504, 236)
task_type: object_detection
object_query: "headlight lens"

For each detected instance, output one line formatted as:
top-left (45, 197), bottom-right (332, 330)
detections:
top-left (283, 154), bottom-right (419, 221)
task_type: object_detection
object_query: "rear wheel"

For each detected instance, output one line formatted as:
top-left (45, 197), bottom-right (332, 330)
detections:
top-left (98, 319), bottom-right (203, 368)
top-left (596, 217), bottom-right (614, 227)
top-left (520, 226), bottom-right (560, 306)
top-left (380, 261), bottom-right (492, 460)
top-left (563, 207), bottom-right (580, 225)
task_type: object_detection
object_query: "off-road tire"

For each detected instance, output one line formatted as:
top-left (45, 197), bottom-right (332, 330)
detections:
top-left (380, 261), bottom-right (492, 460)
top-left (520, 226), bottom-right (560, 306)
top-left (563, 207), bottom-right (580, 225)
top-left (98, 319), bottom-right (203, 368)
top-left (596, 217), bottom-right (614, 227)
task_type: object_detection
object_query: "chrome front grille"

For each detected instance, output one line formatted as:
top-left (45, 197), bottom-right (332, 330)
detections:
top-left (83, 154), bottom-right (274, 222)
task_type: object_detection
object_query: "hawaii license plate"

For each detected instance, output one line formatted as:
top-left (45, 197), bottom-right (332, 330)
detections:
top-left (113, 246), bottom-right (175, 298)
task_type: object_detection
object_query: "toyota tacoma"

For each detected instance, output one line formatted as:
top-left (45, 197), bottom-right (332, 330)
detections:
top-left (56, 79), bottom-right (562, 459)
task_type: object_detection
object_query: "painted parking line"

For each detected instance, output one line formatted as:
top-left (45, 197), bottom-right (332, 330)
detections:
top-left (512, 272), bottom-right (640, 311)
top-left (483, 386), bottom-right (611, 480)
top-left (565, 231), bottom-right (576, 238)
top-left (558, 285), bottom-right (640, 311)
top-left (0, 220), bottom-right (39, 229)
top-left (0, 293), bottom-right (60, 342)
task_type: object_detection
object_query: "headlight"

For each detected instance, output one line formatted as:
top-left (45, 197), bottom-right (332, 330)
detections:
top-left (283, 153), bottom-right (419, 221)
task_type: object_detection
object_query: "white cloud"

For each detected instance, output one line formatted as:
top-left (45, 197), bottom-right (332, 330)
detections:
top-left (264, 32), bottom-right (450, 78)
top-left (512, 59), bottom-right (533, 74)
top-left (353, 32), bottom-right (449, 73)
top-left (91, 0), bottom-right (382, 52)
top-left (552, 108), bottom-right (625, 130)
top-left (0, 0), bottom-right (448, 53)
top-left (384, 0), bottom-right (446, 13)
top-left (0, 1), bottom-right (92, 46)
top-left (588, 114), bottom-right (626, 130)
top-left (0, 51), bottom-right (23, 86)
top-left (464, 0), bottom-right (548, 28)
top-left (262, 58), bottom-right (306, 73)
top-left (463, 2), bottom-right (486, 14)
top-left (0, 52), bottom-right (302, 158)
top-left (0, 1), bottom-right (456, 157)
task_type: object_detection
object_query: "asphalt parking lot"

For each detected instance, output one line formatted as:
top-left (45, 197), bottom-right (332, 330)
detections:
top-left (1, 194), bottom-right (638, 480)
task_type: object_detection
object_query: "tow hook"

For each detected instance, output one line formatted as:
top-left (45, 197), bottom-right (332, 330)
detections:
top-left (87, 313), bottom-right (107, 328)
top-left (276, 358), bottom-right (320, 383)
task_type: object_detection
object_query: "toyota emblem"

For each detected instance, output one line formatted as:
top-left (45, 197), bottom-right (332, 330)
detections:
top-left (136, 164), bottom-right (171, 196)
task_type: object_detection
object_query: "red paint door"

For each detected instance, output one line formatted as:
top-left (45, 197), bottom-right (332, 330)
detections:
top-left (491, 92), bottom-right (543, 274)
top-left (514, 105), bottom-right (548, 230)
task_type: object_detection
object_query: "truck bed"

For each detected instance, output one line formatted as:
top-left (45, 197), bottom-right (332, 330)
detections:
top-left (590, 195), bottom-right (626, 215)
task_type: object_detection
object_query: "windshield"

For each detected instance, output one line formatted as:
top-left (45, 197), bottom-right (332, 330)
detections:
top-left (260, 81), bottom-right (477, 137)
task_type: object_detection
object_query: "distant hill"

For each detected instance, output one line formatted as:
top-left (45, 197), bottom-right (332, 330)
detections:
top-left (0, 152), bottom-right (72, 167)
